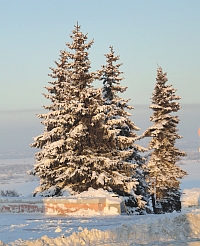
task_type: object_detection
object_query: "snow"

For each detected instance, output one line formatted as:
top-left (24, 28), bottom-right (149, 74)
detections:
top-left (181, 188), bottom-right (200, 207)
top-left (1, 210), bottom-right (200, 245)
top-left (73, 187), bottom-right (120, 203)
top-left (0, 154), bottom-right (200, 245)
top-left (0, 157), bottom-right (39, 197)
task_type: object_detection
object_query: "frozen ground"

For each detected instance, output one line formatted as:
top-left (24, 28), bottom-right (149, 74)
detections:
top-left (0, 157), bottom-right (39, 197)
top-left (1, 210), bottom-right (200, 245)
top-left (0, 152), bottom-right (200, 245)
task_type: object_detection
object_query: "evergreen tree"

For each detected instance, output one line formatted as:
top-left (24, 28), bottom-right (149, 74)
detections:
top-left (30, 48), bottom-right (74, 196)
top-left (99, 46), bottom-right (149, 213)
top-left (31, 24), bottom-right (143, 206)
top-left (144, 67), bottom-right (187, 213)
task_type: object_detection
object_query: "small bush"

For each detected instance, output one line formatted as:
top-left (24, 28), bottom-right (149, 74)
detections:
top-left (0, 189), bottom-right (20, 197)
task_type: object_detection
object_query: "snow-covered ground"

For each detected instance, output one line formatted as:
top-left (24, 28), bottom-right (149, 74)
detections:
top-left (0, 152), bottom-right (200, 245)
top-left (0, 157), bottom-right (39, 197)
top-left (1, 209), bottom-right (200, 245)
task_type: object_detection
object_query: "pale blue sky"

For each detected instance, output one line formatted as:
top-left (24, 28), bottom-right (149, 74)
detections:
top-left (0, 0), bottom-right (200, 111)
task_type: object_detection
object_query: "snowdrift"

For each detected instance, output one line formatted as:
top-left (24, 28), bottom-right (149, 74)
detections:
top-left (181, 188), bottom-right (200, 207)
top-left (2, 211), bottom-right (200, 246)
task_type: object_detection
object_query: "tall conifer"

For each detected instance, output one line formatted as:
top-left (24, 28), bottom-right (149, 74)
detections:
top-left (99, 46), bottom-right (149, 213)
top-left (31, 24), bottom-right (144, 208)
top-left (144, 67), bottom-right (187, 213)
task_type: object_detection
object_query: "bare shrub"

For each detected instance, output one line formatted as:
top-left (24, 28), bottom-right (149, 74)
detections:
top-left (0, 189), bottom-right (20, 197)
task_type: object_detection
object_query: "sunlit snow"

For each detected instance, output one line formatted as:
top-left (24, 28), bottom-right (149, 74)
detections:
top-left (0, 150), bottom-right (200, 245)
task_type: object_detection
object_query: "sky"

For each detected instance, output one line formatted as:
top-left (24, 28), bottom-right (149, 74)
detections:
top-left (0, 0), bottom-right (200, 111)
top-left (0, 1), bottom-right (199, 153)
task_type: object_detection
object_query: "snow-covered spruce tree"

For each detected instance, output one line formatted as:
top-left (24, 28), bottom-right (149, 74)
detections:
top-left (30, 47), bottom-right (73, 196)
top-left (144, 67), bottom-right (187, 213)
top-left (31, 24), bottom-right (142, 201)
top-left (98, 46), bottom-right (150, 213)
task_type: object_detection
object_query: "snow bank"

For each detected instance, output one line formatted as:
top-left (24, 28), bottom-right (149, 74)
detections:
top-left (5, 211), bottom-right (200, 245)
top-left (181, 188), bottom-right (200, 207)
top-left (73, 188), bottom-right (121, 204)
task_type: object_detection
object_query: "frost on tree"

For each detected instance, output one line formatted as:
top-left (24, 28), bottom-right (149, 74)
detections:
top-left (98, 46), bottom-right (149, 213)
top-left (31, 24), bottom-right (144, 204)
top-left (144, 67), bottom-right (187, 213)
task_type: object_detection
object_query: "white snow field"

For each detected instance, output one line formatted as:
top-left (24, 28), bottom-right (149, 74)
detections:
top-left (0, 209), bottom-right (200, 245)
top-left (0, 154), bottom-right (200, 245)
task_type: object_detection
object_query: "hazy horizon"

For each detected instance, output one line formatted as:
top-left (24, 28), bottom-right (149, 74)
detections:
top-left (0, 103), bottom-right (199, 154)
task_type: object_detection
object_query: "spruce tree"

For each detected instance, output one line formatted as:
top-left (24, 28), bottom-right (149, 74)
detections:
top-left (144, 67), bottom-right (187, 213)
top-left (99, 46), bottom-right (149, 213)
top-left (30, 48), bottom-right (74, 196)
top-left (31, 24), bottom-right (142, 203)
